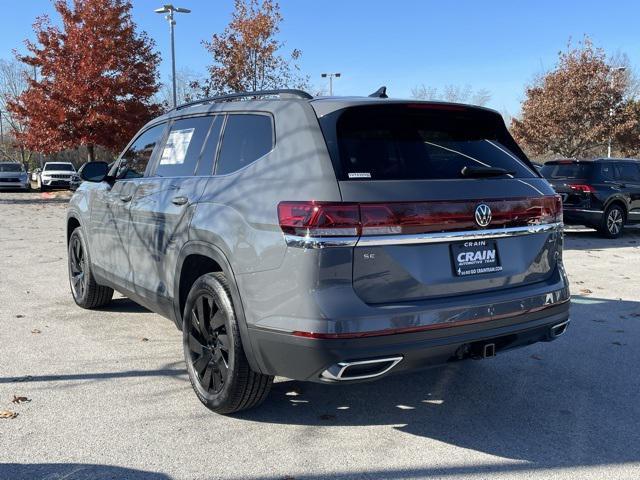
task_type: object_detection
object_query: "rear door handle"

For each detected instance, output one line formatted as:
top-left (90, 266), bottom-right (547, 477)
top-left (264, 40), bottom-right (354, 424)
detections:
top-left (171, 196), bottom-right (188, 206)
top-left (120, 194), bottom-right (132, 203)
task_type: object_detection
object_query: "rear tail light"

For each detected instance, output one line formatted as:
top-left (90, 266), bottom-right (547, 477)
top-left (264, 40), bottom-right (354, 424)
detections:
top-left (569, 184), bottom-right (595, 193)
top-left (278, 196), bottom-right (563, 238)
top-left (277, 202), bottom-right (360, 237)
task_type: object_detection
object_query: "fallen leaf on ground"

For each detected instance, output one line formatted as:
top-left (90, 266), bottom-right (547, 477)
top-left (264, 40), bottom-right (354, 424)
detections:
top-left (11, 395), bottom-right (30, 404)
top-left (31, 329), bottom-right (41, 334)
top-left (580, 289), bottom-right (593, 295)
top-left (16, 314), bottom-right (24, 318)
top-left (0, 410), bottom-right (18, 419)
top-left (141, 337), bottom-right (149, 342)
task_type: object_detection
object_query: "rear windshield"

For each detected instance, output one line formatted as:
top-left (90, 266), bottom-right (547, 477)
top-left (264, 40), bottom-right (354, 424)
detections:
top-left (0, 163), bottom-right (23, 172)
top-left (44, 163), bottom-right (75, 171)
top-left (318, 104), bottom-right (536, 180)
top-left (541, 162), bottom-right (593, 179)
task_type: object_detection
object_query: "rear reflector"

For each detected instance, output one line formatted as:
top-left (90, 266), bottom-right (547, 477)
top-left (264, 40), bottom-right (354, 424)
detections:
top-left (569, 184), bottom-right (596, 193)
top-left (278, 196), bottom-right (563, 238)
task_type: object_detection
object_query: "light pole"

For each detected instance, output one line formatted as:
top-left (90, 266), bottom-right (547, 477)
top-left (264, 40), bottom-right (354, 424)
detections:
top-left (321, 73), bottom-right (341, 96)
top-left (608, 66), bottom-right (626, 158)
top-left (155, 4), bottom-right (191, 109)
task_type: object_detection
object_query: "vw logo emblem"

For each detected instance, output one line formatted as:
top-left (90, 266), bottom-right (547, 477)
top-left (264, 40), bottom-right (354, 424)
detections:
top-left (474, 204), bottom-right (492, 227)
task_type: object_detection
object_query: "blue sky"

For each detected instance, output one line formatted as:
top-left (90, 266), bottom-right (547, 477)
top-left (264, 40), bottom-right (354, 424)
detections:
top-left (2, 0), bottom-right (640, 115)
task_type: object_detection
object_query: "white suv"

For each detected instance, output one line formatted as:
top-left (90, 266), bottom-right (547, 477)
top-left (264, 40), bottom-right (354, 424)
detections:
top-left (40, 162), bottom-right (77, 191)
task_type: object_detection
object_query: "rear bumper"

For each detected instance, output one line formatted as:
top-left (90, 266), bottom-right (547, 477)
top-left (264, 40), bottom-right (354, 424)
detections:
top-left (562, 207), bottom-right (603, 226)
top-left (249, 301), bottom-right (570, 382)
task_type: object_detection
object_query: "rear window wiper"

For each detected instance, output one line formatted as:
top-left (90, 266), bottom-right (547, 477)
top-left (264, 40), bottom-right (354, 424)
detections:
top-left (461, 166), bottom-right (514, 178)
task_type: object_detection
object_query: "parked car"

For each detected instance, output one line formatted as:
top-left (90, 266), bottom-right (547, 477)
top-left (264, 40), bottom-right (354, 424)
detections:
top-left (67, 89), bottom-right (570, 414)
top-left (31, 167), bottom-right (42, 183)
top-left (541, 158), bottom-right (640, 238)
top-left (0, 162), bottom-right (30, 190)
top-left (40, 162), bottom-right (77, 191)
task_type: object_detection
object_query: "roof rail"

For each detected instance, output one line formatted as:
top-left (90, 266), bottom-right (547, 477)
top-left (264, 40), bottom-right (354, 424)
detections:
top-left (174, 89), bottom-right (313, 111)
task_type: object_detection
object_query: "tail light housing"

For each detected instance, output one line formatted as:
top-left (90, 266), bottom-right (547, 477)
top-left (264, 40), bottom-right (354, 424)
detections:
top-left (569, 184), bottom-right (596, 193)
top-left (278, 196), bottom-right (563, 238)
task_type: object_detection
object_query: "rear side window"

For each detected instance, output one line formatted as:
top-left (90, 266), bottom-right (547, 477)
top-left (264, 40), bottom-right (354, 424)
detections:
top-left (195, 115), bottom-right (224, 176)
top-left (319, 105), bottom-right (535, 180)
top-left (119, 123), bottom-right (166, 179)
top-left (616, 163), bottom-right (640, 182)
top-left (541, 162), bottom-right (593, 180)
top-left (155, 116), bottom-right (214, 177)
top-left (215, 114), bottom-right (273, 175)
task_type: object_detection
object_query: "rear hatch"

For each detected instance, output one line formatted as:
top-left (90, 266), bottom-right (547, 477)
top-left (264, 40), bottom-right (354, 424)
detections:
top-left (314, 102), bottom-right (562, 304)
top-left (540, 160), bottom-right (597, 207)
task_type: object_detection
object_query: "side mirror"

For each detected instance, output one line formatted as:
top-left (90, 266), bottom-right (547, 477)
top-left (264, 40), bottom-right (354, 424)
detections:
top-left (80, 161), bottom-right (110, 182)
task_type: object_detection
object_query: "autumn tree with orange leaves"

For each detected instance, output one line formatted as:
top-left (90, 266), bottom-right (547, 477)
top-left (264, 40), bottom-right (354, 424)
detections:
top-left (511, 38), bottom-right (640, 159)
top-left (8, 0), bottom-right (161, 162)
top-left (197, 0), bottom-right (308, 96)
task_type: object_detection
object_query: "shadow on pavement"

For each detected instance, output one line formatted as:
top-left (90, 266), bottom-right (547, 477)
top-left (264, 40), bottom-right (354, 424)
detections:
top-left (0, 463), bottom-right (171, 480)
top-left (564, 226), bottom-right (640, 250)
top-left (96, 297), bottom-right (151, 313)
top-left (233, 295), bottom-right (640, 473)
top-left (0, 366), bottom-right (186, 385)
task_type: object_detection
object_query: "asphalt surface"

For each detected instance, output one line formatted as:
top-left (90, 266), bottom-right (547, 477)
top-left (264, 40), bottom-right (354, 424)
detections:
top-left (1, 190), bottom-right (640, 480)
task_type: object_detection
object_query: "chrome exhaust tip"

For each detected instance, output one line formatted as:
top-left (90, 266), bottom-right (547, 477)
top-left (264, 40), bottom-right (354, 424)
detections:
top-left (550, 319), bottom-right (570, 338)
top-left (320, 356), bottom-right (403, 381)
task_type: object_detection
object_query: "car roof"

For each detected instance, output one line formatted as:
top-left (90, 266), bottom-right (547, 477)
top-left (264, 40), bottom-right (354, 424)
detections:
top-left (148, 95), bottom-right (503, 126)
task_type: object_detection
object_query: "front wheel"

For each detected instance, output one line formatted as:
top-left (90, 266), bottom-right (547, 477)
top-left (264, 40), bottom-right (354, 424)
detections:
top-left (68, 227), bottom-right (113, 308)
top-left (599, 204), bottom-right (625, 238)
top-left (183, 273), bottom-right (273, 414)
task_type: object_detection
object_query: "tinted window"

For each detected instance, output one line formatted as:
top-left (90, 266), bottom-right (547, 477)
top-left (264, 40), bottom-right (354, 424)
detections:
top-left (599, 163), bottom-right (616, 180)
top-left (118, 123), bottom-right (166, 179)
top-left (44, 163), bottom-right (74, 171)
top-left (0, 163), bottom-right (23, 172)
top-left (216, 114), bottom-right (273, 175)
top-left (322, 105), bottom-right (534, 180)
top-left (195, 115), bottom-right (224, 176)
top-left (616, 163), bottom-right (640, 182)
top-left (155, 116), bottom-right (215, 177)
top-left (541, 162), bottom-right (594, 179)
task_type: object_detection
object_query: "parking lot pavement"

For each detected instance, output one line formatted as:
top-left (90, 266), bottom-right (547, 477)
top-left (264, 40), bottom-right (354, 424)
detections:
top-left (1, 191), bottom-right (639, 480)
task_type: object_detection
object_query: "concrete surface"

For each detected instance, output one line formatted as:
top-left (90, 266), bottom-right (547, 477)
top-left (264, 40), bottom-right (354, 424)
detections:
top-left (1, 191), bottom-right (639, 480)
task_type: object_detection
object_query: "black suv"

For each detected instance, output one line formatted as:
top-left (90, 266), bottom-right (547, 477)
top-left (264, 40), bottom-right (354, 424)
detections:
top-left (542, 158), bottom-right (640, 237)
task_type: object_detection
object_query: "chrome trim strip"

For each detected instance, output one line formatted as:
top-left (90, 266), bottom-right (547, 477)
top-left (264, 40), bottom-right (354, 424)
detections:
top-left (285, 223), bottom-right (562, 249)
top-left (356, 222), bottom-right (563, 247)
top-left (320, 356), bottom-right (404, 381)
top-left (284, 235), bottom-right (357, 249)
top-left (563, 208), bottom-right (603, 214)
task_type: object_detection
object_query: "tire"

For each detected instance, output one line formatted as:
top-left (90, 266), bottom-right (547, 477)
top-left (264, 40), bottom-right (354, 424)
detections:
top-left (183, 273), bottom-right (273, 414)
top-left (598, 204), bottom-right (625, 238)
top-left (68, 227), bottom-right (113, 308)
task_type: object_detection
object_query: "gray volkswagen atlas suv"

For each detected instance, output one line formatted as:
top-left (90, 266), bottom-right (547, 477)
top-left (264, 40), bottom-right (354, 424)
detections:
top-left (67, 89), bottom-right (570, 414)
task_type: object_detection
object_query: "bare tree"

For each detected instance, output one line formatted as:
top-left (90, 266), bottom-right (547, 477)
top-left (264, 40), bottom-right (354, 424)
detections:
top-left (0, 59), bottom-right (33, 165)
top-left (157, 68), bottom-right (205, 110)
top-left (411, 83), bottom-right (492, 106)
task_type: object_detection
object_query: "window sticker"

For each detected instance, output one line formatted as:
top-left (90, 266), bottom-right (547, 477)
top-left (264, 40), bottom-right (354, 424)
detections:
top-left (160, 128), bottom-right (194, 165)
top-left (348, 172), bottom-right (371, 179)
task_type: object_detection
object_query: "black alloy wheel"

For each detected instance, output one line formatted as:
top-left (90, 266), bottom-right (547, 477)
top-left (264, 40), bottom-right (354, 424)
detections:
top-left (183, 273), bottom-right (273, 414)
top-left (187, 293), bottom-right (230, 395)
top-left (69, 234), bottom-right (87, 300)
